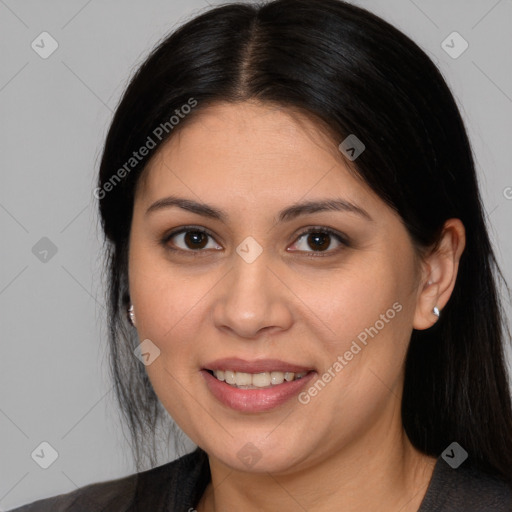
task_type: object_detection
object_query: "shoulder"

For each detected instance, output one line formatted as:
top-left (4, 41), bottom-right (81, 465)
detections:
top-left (7, 471), bottom-right (138, 512)
top-left (8, 448), bottom-right (209, 512)
top-left (419, 457), bottom-right (512, 512)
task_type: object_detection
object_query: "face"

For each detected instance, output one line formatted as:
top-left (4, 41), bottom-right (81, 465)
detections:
top-left (128, 101), bottom-right (425, 474)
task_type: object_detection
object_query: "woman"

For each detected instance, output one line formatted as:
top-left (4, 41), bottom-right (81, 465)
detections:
top-left (11, 0), bottom-right (512, 510)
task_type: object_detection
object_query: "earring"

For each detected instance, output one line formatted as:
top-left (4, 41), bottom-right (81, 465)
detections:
top-left (128, 304), bottom-right (136, 326)
top-left (433, 306), bottom-right (440, 318)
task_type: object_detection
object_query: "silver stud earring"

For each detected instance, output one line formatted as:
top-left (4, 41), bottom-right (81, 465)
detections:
top-left (433, 306), bottom-right (440, 318)
top-left (128, 304), bottom-right (136, 326)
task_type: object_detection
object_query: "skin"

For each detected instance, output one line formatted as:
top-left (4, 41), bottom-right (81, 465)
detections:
top-left (128, 101), bottom-right (465, 512)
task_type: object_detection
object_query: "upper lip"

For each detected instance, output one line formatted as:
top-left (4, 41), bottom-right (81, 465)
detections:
top-left (203, 358), bottom-right (315, 374)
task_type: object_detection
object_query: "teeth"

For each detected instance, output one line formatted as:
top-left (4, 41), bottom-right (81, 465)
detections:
top-left (270, 371), bottom-right (284, 385)
top-left (235, 371), bottom-right (252, 386)
top-left (212, 369), bottom-right (308, 388)
top-left (252, 372), bottom-right (271, 387)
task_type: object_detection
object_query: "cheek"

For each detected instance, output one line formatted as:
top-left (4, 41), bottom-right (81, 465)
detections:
top-left (295, 246), bottom-right (418, 421)
top-left (130, 260), bottom-right (215, 345)
top-left (128, 253), bottom-right (215, 427)
top-left (129, 233), bottom-right (190, 329)
top-left (299, 248), bottom-right (416, 349)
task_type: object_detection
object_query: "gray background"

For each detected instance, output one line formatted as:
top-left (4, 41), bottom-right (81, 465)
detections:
top-left (1, 0), bottom-right (511, 509)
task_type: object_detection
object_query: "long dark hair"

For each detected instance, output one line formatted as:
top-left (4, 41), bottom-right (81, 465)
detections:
top-left (97, 0), bottom-right (512, 483)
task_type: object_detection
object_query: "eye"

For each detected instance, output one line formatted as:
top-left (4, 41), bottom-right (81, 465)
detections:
top-left (161, 226), bottom-right (348, 257)
top-left (162, 227), bottom-right (222, 253)
top-left (288, 227), bottom-right (348, 255)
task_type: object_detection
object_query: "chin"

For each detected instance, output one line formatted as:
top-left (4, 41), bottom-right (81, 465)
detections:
top-left (206, 435), bottom-right (311, 474)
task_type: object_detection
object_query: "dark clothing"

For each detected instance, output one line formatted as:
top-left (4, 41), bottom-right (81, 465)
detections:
top-left (9, 448), bottom-right (512, 511)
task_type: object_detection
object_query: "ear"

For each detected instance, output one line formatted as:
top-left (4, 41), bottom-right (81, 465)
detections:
top-left (413, 218), bottom-right (466, 330)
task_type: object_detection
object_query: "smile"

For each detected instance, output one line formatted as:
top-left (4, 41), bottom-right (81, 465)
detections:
top-left (207, 369), bottom-right (309, 388)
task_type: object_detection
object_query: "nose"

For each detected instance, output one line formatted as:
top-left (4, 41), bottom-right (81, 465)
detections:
top-left (212, 249), bottom-right (294, 340)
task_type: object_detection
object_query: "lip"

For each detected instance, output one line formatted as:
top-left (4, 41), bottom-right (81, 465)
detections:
top-left (202, 357), bottom-right (314, 374)
top-left (201, 366), bottom-right (317, 413)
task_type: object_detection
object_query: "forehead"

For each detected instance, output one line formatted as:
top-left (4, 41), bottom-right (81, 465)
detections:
top-left (135, 101), bottom-right (380, 216)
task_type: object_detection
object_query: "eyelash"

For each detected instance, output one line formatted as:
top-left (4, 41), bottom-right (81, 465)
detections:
top-left (160, 225), bottom-right (349, 258)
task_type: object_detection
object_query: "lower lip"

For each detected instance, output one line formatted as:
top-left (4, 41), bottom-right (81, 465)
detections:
top-left (201, 370), bottom-right (317, 413)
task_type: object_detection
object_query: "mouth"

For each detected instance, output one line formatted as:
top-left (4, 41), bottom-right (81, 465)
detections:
top-left (204, 368), bottom-right (310, 389)
top-left (200, 358), bottom-right (317, 412)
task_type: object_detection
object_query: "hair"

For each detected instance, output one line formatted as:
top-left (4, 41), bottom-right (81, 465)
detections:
top-left (97, 0), bottom-right (512, 483)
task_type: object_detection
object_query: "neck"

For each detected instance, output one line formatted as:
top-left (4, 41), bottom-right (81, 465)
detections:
top-left (197, 428), bottom-right (436, 512)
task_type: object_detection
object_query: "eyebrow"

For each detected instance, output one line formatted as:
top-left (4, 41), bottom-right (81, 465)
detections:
top-left (145, 195), bottom-right (372, 222)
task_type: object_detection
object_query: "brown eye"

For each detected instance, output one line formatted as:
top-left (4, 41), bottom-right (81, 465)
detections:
top-left (306, 232), bottom-right (331, 251)
top-left (183, 231), bottom-right (209, 249)
top-left (163, 228), bottom-right (222, 252)
top-left (288, 227), bottom-right (348, 255)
